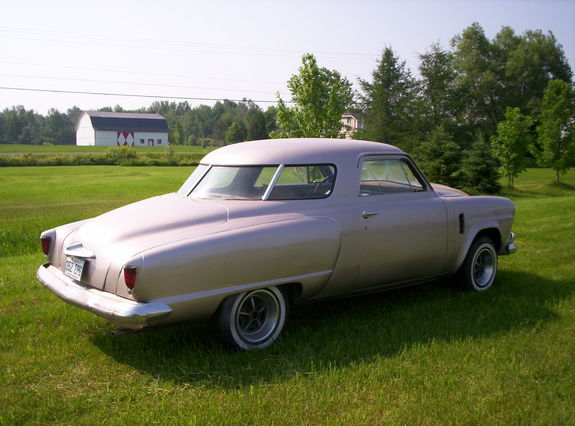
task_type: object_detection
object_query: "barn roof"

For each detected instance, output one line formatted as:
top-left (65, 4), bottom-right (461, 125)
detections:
top-left (80, 111), bottom-right (169, 132)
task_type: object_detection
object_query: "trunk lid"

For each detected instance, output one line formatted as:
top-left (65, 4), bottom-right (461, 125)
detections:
top-left (57, 194), bottom-right (228, 290)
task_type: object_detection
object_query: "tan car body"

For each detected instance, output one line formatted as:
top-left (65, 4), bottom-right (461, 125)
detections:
top-left (37, 139), bottom-right (516, 331)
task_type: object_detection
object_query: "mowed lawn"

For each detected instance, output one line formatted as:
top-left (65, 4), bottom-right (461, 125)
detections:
top-left (0, 166), bottom-right (574, 424)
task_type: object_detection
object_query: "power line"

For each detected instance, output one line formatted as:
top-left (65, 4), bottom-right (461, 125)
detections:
top-left (0, 60), bottom-right (283, 86)
top-left (0, 73), bottom-right (289, 96)
top-left (0, 86), bottom-right (289, 104)
top-left (0, 25), bottom-right (380, 58)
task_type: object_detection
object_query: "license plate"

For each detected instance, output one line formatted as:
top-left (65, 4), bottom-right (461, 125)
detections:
top-left (65, 256), bottom-right (85, 281)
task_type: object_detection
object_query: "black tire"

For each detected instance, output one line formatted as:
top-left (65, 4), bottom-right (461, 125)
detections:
top-left (212, 287), bottom-right (288, 351)
top-left (459, 236), bottom-right (498, 291)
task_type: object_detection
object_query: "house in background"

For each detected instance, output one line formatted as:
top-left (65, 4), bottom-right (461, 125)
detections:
top-left (76, 111), bottom-right (169, 146)
top-left (340, 112), bottom-right (363, 139)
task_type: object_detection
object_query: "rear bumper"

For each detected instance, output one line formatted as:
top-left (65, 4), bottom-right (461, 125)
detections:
top-left (37, 264), bottom-right (172, 330)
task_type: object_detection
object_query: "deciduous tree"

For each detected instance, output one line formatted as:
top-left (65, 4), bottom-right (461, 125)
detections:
top-left (273, 54), bottom-right (353, 138)
top-left (492, 107), bottom-right (532, 187)
top-left (451, 23), bottom-right (503, 134)
top-left (43, 109), bottom-right (75, 145)
top-left (418, 43), bottom-right (458, 129)
top-left (535, 79), bottom-right (575, 182)
top-left (225, 121), bottom-right (246, 144)
top-left (246, 108), bottom-right (268, 141)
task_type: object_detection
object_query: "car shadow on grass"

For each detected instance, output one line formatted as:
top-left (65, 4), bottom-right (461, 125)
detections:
top-left (91, 270), bottom-right (572, 389)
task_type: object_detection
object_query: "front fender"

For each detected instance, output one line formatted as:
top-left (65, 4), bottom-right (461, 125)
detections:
top-left (445, 195), bottom-right (515, 274)
top-left (452, 221), bottom-right (501, 274)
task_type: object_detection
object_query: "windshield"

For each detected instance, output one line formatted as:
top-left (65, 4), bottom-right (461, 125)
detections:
top-left (176, 164), bottom-right (209, 196)
top-left (179, 164), bottom-right (336, 200)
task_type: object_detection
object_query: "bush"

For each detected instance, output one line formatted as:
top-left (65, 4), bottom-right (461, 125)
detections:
top-left (104, 146), bottom-right (138, 164)
top-left (0, 148), bottom-right (201, 167)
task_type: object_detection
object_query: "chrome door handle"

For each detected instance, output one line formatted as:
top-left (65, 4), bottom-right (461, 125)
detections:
top-left (362, 211), bottom-right (379, 219)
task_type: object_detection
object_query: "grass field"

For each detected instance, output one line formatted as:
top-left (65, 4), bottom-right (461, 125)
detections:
top-left (0, 167), bottom-right (574, 424)
top-left (0, 144), bottom-right (212, 154)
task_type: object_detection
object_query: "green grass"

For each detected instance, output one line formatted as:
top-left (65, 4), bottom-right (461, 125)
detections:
top-left (0, 167), bottom-right (193, 256)
top-left (0, 144), bottom-right (213, 154)
top-left (1, 168), bottom-right (574, 424)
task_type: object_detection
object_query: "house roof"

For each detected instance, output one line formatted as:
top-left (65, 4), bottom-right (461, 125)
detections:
top-left (341, 112), bottom-right (363, 120)
top-left (80, 111), bottom-right (169, 132)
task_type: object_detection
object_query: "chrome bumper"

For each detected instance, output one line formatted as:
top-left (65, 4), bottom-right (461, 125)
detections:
top-left (37, 264), bottom-right (172, 330)
top-left (501, 232), bottom-right (517, 255)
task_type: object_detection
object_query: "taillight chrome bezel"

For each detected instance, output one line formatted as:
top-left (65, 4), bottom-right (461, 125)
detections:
top-left (39, 230), bottom-right (56, 257)
top-left (123, 266), bottom-right (139, 293)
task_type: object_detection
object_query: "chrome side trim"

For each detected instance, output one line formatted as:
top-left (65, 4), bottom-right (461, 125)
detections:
top-left (153, 269), bottom-right (333, 305)
top-left (37, 264), bottom-right (172, 330)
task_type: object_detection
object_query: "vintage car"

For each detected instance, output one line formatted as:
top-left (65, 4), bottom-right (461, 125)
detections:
top-left (37, 138), bottom-right (516, 350)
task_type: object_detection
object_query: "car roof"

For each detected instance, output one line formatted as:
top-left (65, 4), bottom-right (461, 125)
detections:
top-left (201, 138), bottom-right (404, 165)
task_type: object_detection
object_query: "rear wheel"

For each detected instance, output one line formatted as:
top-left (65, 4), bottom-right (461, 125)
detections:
top-left (213, 287), bottom-right (288, 350)
top-left (459, 236), bottom-right (498, 291)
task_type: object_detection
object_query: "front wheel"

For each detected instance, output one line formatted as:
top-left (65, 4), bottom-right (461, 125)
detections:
top-left (213, 287), bottom-right (288, 351)
top-left (459, 236), bottom-right (498, 291)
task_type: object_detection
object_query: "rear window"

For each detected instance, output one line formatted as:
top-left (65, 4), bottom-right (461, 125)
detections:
top-left (182, 164), bottom-right (336, 200)
top-left (268, 165), bottom-right (336, 200)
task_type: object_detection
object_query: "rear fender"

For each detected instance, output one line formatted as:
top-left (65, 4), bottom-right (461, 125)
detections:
top-left (132, 216), bottom-right (342, 320)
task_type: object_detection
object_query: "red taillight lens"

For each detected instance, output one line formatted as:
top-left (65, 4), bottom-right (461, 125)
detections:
top-left (124, 267), bottom-right (138, 290)
top-left (40, 236), bottom-right (51, 255)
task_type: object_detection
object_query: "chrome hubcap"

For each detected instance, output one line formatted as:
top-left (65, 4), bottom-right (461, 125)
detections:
top-left (236, 290), bottom-right (280, 344)
top-left (473, 247), bottom-right (495, 287)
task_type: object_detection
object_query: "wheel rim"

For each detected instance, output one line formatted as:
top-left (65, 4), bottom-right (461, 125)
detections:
top-left (235, 289), bottom-right (280, 344)
top-left (472, 247), bottom-right (495, 287)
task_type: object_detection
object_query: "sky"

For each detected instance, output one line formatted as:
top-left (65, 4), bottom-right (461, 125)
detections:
top-left (0, 0), bottom-right (574, 115)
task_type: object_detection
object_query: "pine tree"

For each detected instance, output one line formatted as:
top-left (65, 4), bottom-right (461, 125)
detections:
top-left (461, 134), bottom-right (501, 194)
top-left (358, 47), bottom-right (421, 151)
top-left (413, 125), bottom-right (462, 187)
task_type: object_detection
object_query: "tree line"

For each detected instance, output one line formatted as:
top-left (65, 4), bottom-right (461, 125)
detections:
top-left (0, 101), bottom-right (278, 147)
top-left (274, 23), bottom-right (574, 189)
top-left (0, 22), bottom-right (573, 190)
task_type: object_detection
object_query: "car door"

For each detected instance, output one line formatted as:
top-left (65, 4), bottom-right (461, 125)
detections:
top-left (357, 155), bottom-right (448, 288)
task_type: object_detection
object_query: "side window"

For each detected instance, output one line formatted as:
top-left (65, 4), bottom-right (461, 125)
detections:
top-left (400, 160), bottom-right (424, 191)
top-left (360, 158), bottom-right (425, 196)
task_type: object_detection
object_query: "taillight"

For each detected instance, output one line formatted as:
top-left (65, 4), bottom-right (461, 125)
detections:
top-left (124, 267), bottom-right (138, 291)
top-left (40, 236), bottom-right (51, 255)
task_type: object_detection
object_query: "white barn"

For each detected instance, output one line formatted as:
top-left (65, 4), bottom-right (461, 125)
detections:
top-left (76, 111), bottom-right (169, 146)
